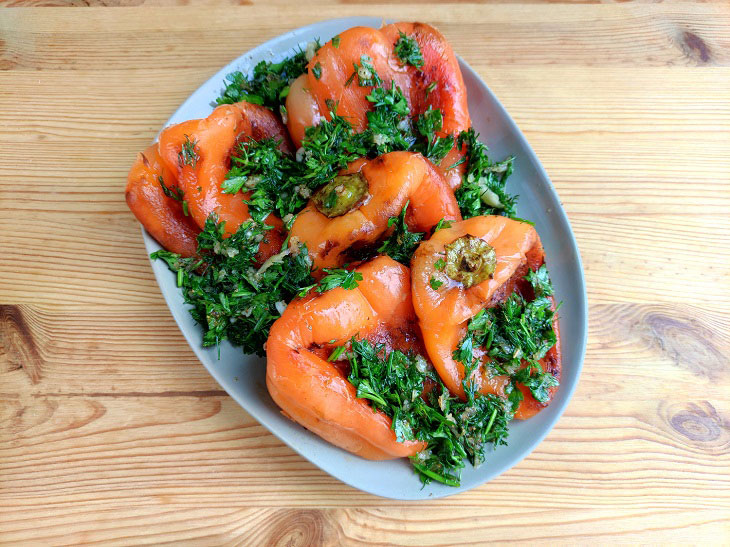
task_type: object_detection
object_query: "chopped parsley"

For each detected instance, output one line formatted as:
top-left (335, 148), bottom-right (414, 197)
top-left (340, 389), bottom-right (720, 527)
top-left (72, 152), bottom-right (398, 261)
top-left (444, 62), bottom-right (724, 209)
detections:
top-left (432, 218), bottom-right (453, 233)
top-left (526, 266), bottom-right (554, 297)
top-left (332, 35), bottom-right (340, 49)
top-left (315, 268), bottom-right (363, 293)
top-left (453, 266), bottom-right (559, 407)
top-left (455, 128), bottom-right (517, 219)
top-left (216, 45), bottom-right (317, 110)
top-left (151, 215), bottom-right (314, 355)
top-left (294, 81), bottom-right (451, 193)
top-left (159, 176), bottom-right (185, 202)
top-left (294, 82), bottom-right (415, 189)
top-left (377, 203), bottom-right (425, 265)
top-left (429, 277), bottom-right (443, 290)
top-left (312, 62), bottom-right (322, 80)
top-left (365, 83), bottom-right (415, 155)
top-left (298, 111), bottom-right (370, 188)
top-left (346, 338), bottom-right (511, 486)
top-left (178, 135), bottom-right (199, 168)
top-left (414, 108), bottom-right (454, 164)
top-left (222, 137), bottom-right (307, 222)
top-left (394, 31), bottom-right (425, 69)
top-left (513, 363), bottom-right (559, 404)
top-left (349, 54), bottom-right (382, 88)
top-left (222, 138), bottom-right (285, 197)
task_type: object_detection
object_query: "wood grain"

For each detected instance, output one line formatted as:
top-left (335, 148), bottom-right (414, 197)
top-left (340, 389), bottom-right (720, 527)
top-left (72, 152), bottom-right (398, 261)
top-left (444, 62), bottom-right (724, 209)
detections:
top-left (1, 2), bottom-right (729, 544)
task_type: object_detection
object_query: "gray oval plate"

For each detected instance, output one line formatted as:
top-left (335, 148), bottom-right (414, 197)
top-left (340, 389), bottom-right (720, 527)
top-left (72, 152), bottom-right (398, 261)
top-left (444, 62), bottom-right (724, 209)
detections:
top-left (143, 17), bottom-right (588, 500)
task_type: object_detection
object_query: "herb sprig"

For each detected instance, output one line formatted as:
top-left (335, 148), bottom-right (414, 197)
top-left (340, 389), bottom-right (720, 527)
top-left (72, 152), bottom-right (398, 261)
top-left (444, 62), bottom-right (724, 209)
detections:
top-left (377, 202), bottom-right (425, 265)
top-left (178, 135), bottom-right (199, 168)
top-left (414, 107), bottom-right (454, 164)
top-left (216, 44), bottom-right (318, 110)
top-left (315, 268), bottom-right (363, 293)
top-left (455, 128), bottom-right (517, 219)
top-left (158, 176), bottom-right (189, 216)
top-left (394, 31), bottom-right (425, 69)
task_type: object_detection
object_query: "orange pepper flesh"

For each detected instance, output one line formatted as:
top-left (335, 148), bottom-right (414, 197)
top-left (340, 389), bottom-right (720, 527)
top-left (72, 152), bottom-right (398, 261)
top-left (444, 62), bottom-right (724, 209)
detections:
top-left (285, 23), bottom-right (469, 189)
top-left (289, 151), bottom-right (461, 274)
top-left (157, 102), bottom-right (292, 263)
top-left (380, 22), bottom-right (470, 140)
top-left (411, 216), bottom-right (562, 418)
top-left (125, 144), bottom-right (200, 257)
top-left (266, 256), bottom-right (428, 460)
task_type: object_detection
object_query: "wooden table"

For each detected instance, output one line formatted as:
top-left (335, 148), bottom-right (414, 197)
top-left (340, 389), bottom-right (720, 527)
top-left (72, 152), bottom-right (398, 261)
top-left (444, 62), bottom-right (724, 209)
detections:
top-left (1, 3), bottom-right (729, 544)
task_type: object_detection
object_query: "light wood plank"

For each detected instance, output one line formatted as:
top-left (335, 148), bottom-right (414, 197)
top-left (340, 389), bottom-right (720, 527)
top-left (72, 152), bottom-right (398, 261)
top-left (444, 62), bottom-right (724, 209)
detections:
top-left (1, 4), bottom-right (729, 71)
top-left (1, 392), bottom-right (729, 509)
top-left (0, 506), bottom-right (729, 545)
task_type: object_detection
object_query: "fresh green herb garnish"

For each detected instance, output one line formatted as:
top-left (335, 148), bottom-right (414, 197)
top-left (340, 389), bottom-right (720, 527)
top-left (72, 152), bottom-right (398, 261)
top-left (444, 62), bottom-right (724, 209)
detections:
top-left (365, 83), bottom-right (415, 155)
top-left (159, 176), bottom-right (185, 202)
top-left (377, 203), bottom-right (425, 265)
top-left (513, 362), bottom-right (559, 404)
top-left (151, 215), bottom-right (314, 355)
top-left (414, 107), bottom-right (454, 164)
top-left (429, 277), bottom-right (444, 290)
top-left (294, 87), bottom-right (412, 193)
top-left (216, 45), bottom-right (317, 110)
top-left (349, 55), bottom-right (382, 87)
top-left (298, 112), bottom-right (369, 189)
top-left (394, 31), bottom-right (425, 69)
top-left (312, 62), bottom-right (323, 80)
top-left (346, 338), bottom-right (511, 486)
top-left (455, 128), bottom-right (517, 219)
top-left (432, 218), bottom-right (453, 233)
top-left (434, 258), bottom-right (446, 270)
top-left (332, 35), bottom-right (340, 48)
top-left (526, 266), bottom-right (554, 297)
top-left (328, 345), bottom-right (346, 362)
top-left (178, 135), bottom-right (199, 168)
top-left (222, 137), bottom-right (308, 222)
top-left (453, 266), bottom-right (559, 406)
top-left (365, 83), bottom-right (410, 116)
top-left (316, 268), bottom-right (363, 293)
top-left (222, 138), bottom-right (285, 197)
